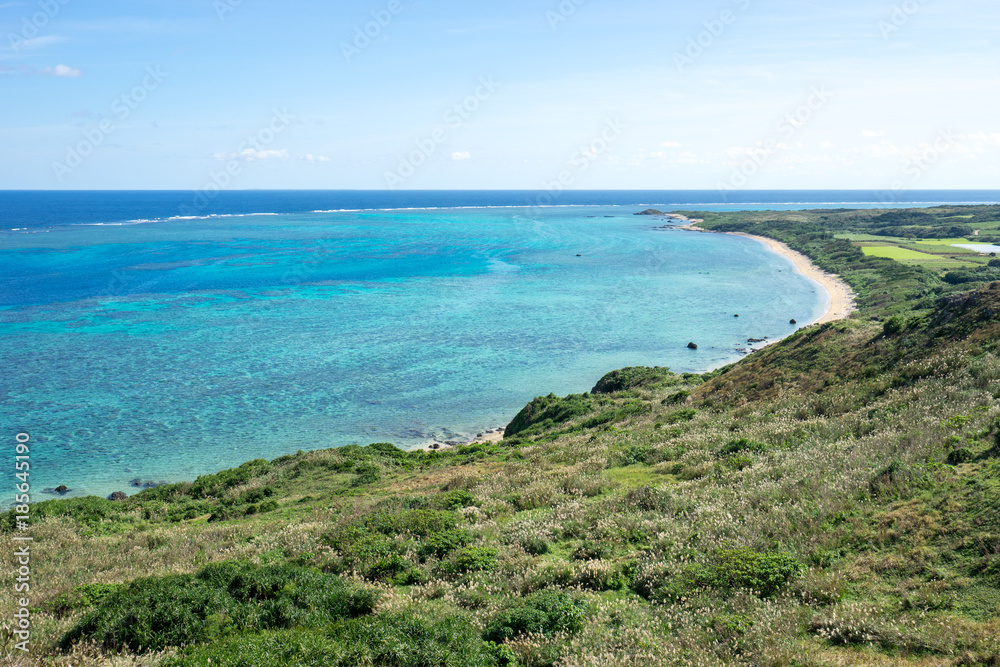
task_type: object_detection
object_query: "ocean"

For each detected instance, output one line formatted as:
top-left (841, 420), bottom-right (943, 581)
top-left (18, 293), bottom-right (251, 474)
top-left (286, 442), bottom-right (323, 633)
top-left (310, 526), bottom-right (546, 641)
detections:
top-left (3, 190), bottom-right (999, 497)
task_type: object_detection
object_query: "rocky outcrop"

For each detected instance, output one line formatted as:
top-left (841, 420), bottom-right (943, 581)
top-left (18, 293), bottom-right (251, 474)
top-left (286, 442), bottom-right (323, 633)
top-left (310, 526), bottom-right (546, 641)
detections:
top-left (108, 491), bottom-right (128, 501)
top-left (635, 209), bottom-right (665, 216)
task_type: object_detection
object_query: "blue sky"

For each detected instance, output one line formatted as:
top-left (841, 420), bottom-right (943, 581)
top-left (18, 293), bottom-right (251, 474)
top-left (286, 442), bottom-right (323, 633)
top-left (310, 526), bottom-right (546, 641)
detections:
top-left (1, 0), bottom-right (998, 189)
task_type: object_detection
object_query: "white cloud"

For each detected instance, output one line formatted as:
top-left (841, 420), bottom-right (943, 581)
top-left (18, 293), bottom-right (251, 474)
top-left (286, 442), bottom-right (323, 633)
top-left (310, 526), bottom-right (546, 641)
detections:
top-left (41, 64), bottom-right (81, 77)
top-left (16, 35), bottom-right (66, 50)
top-left (661, 141), bottom-right (682, 148)
top-left (862, 129), bottom-right (885, 138)
top-left (451, 151), bottom-right (472, 161)
top-left (851, 142), bottom-right (902, 158)
top-left (2, 63), bottom-right (81, 77)
top-left (301, 154), bottom-right (331, 163)
top-left (819, 141), bottom-right (834, 149)
top-left (962, 132), bottom-right (1000, 147)
top-left (214, 148), bottom-right (289, 161)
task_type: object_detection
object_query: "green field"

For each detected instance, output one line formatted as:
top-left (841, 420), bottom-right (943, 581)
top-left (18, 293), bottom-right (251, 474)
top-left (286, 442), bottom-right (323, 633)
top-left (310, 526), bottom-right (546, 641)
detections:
top-left (914, 237), bottom-right (976, 246)
top-left (861, 245), bottom-right (951, 260)
top-left (835, 233), bottom-right (904, 242)
top-left (852, 239), bottom-right (986, 269)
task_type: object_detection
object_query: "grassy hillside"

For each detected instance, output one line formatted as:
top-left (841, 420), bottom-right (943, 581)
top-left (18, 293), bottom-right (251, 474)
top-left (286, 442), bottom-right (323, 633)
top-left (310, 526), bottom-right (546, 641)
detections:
top-left (3, 207), bottom-right (999, 666)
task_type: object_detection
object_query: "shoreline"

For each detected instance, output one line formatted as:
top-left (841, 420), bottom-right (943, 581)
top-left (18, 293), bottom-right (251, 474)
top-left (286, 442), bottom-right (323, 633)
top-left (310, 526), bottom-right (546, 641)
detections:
top-left (731, 232), bottom-right (855, 325)
top-left (669, 215), bottom-right (856, 326)
top-left (421, 214), bottom-right (857, 453)
top-left (416, 426), bottom-right (506, 452)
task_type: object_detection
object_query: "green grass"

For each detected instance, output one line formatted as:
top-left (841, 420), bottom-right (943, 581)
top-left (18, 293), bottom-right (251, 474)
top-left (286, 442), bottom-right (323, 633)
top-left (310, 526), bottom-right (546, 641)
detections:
top-left (861, 246), bottom-right (946, 260)
top-left (858, 243), bottom-right (983, 269)
top-left (911, 237), bottom-right (972, 245)
top-left (835, 233), bottom-right (906, 242)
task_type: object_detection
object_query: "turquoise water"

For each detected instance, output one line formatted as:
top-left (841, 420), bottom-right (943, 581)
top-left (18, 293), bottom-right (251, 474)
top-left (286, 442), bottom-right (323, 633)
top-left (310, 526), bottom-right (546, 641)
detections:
top-left (2, 205), bottom-right (826, 496)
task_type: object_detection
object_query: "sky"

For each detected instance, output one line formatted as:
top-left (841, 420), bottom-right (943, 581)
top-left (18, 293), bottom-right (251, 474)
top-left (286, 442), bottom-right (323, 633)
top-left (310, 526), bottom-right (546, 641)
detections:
top-left (1, 0), bottom-right (998, 190)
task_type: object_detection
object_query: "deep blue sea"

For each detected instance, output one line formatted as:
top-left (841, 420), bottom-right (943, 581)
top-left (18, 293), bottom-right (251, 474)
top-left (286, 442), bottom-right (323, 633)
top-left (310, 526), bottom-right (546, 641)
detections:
top-left (3, 190), bottom-right (999, 497)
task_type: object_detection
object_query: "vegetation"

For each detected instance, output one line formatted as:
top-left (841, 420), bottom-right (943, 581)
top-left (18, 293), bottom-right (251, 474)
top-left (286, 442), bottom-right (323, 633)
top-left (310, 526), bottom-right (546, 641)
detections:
top-left (3, 205), bottom-right (1000, 666)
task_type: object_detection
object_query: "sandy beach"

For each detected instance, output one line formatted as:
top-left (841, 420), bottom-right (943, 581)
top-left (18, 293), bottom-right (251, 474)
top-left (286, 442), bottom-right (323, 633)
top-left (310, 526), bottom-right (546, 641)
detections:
top-left (670, 216), bottom-right (856, 325)
top-left (730, 232), bottom-right (855, 325)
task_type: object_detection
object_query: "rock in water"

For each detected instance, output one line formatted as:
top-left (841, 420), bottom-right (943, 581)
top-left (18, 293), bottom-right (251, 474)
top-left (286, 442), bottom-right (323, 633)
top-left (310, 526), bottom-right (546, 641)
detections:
top-left (790, 318), bottom-right (798, 325)
top-left (634, 209), bottom-right (665, 216)
top-left (108, 491), bottom-right (127, 501)
top-left (55, 485), bottom-right (69, 493)
top-left (687, 342), bottom-right (699, 350)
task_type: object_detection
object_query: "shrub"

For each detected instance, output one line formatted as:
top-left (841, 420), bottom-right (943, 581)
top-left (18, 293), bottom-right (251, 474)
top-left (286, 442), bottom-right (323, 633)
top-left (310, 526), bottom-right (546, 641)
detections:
top-left (344, 508), bottom-right (457, 539)
top-left (717, 438), bottom-right (770, 458)
top-left (60, 562), bottom-right (378, 653)
top-left (335, 534), bottom-right (398, 573)
top-left (724, 454), bottom-right (756, 470)
top-left (188, 459), bottom-right (272, 499)
top-left (947, 448), bottom-right (974, 465)
top-left (519, 535), bottom-right (549, 556)
top-left (590, 366), bottom-right (680, 394)
top-left (623, 485), bottom-right (670, 512)
top-left (707, 548), bottom-right (804, 597)
top-left (446, 547), bottom-right (498, 574)
top-left (665, 408), bottom-right (698, 424)
top-left (609, 445), bottom-right (650, 467)
top-left (47, 583), bottom-right (122, 618)
top-left (3, 496), bottom-right (130, 532)
top-left (943, 270), bottom-right (985, 285)
top-left (365, 442), bottom-right (409, 460)
top-left (239, 486), bottom-right (275, 504)
top-left (632, 549), bottom-right (802, 602)
top-left (572, 560), bottom-right (627, 592)
top-left (351, 462), bottom-right (381, 487)
top-left (869, 461), bottom-right (917, 499)
top-left (664, 390), bottom-right (690, 405)
top-left (579, 400), bottom-right (648, 429)
top-left (883, 315), bottom-right (905, 336)
top-left (573, 541), bottom-right (609, 561)
top-left (258, 499), bottom-right (279, 513)
top-left (367, 554), bottom-right (421, 584)
top-left (505, 393), bottom-right (593, 437)
top-left (418, 529), bottom-right (474, 559)
top-left (434, 489), bottom-right (478, 510)
top-left (483, 591), bottom-right (585, 643)
top-left (165, 614), bottom-right (502, 667)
